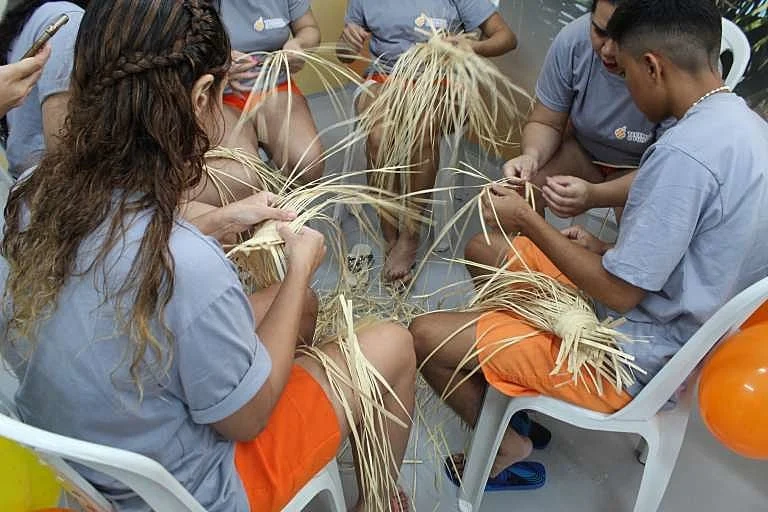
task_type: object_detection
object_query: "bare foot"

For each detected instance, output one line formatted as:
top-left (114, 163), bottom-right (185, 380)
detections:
top-left (352, 487), bottom-right (409, 512)
top-left (449, 429), bottom-right (533, 479)
top-left (383, 234), bottom-right (419, 283)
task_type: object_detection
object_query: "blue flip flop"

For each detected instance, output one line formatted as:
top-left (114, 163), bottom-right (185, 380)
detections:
top-left (444, 456), bottom-right (546, 491)
top-left (511, 411), bottom-right (552, 450)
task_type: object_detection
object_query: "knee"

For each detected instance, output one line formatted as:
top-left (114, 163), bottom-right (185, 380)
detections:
top-left (464, 233), bottom-right (488, 263)
top-left (379, 322), bottom-right (417, 377)
top-left (409, 315), bottom-right (436, 366)
top-left (302, 144), bottom-right (325, 183)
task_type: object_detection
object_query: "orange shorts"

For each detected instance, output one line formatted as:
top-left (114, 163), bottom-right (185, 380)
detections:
top-left (593, 161), bottom-right (637, 178)
top-left (476, 237), bottom-right (632, 414)
top-left (235, 365), bottom-right (341, 512)
top-left (223, 81), bottom-right (303, 113)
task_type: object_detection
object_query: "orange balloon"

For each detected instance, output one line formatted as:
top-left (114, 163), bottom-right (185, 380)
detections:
top-left (743, 302), bottom-right (768, 330)
top-left (699, 323), bottom-right (768, 459)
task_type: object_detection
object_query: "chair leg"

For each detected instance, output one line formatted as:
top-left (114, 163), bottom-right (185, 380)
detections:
top-left (633, 410), bottom-right (691, 512)
top-left (457, 387), bottom-right (516, 512)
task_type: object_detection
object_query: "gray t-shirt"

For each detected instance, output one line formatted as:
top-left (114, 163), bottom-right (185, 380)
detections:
top-left (6, 2), bottom-right (83, 178)
top-left (600, 93), bottom-right (768, 394)
top-left (219, 0), bottom-right (310, 92)
top-left (535, 13), bottom-right (664, 167)
top-left (220, 0), bottom-right (310, 54)
top-left (1, 211), bottom-right (271, 511)
top-left (346, 0), bottom-right (496, 72)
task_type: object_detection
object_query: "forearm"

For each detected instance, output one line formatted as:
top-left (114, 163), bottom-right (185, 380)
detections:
top-left (471, 29), bottom-right (517, 57)
top-left (256, 269), bottom-right (311, 396)
top-left (588, 170), bottom-right (636, 209)
top-left (516, 208), bottom-right (643, 312)
top-left (293, 25), bottom-right (321, 49)
top-left (521, 121), bottom-right (562, 171)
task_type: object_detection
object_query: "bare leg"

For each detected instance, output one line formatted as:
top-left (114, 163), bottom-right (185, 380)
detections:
top-left (383, 137), bottom-right (439, 282)
top-left (193, 105), bottom-right (265, 206)
top-left (356, 83), bottom-right (399, 251)
top-left (464, 231), bottom-right (511, 280)
top-left (296, 322), bottom-right (416, 512)
top-left (248, 284), bottom-right (318, 345)
top-left (411, 312), bottom-right (532, 477)
top-left (256, 90), bottom-right (324, 185)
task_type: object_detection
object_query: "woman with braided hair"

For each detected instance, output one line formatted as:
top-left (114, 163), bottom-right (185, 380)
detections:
top-left (0, 1), bottom-right (415, 511)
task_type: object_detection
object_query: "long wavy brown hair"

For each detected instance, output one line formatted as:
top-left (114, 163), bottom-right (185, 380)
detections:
top-left (2, 0), bottom-right (230, 391)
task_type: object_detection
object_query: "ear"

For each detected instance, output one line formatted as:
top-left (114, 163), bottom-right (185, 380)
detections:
top-left (190, 74), bottom-right (215, 116)
top-left (643, 52), bottom-right (663, 84)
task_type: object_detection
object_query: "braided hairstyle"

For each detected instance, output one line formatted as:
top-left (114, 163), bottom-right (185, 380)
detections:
top-left (2, 0), bottom-right (231, 393)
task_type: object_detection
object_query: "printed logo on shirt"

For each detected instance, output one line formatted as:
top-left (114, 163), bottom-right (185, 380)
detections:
top-left (253, 16), bottom-right (289, 32)
top-left (614, 126), bottom-right (651, 144)
top-left (415, 13), bottom-right (449, 30)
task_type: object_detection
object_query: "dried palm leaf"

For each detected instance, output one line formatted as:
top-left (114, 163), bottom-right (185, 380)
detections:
top-left (203, 147), bottom-right (286, 204)
top-left (226, 169), bottom-right (430, 289)
top-left (297, 295), bottom-right (410, 512)
top-left (357, 29), bottom-right (533, 196)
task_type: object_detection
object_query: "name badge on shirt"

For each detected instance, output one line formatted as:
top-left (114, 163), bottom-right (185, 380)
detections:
top-left (614, 126), bottom-right (651, 144)
top-left (253, 16), bottom-right (289, 32)
top-left (415, 13), bottom-right (449, 30)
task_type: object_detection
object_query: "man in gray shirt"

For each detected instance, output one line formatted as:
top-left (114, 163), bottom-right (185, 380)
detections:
top-left (411, 0), bottom-right (768, 486)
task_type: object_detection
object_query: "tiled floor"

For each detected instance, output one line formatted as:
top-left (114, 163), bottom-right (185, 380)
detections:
top-left (302, 90), bottom-right (768, 512)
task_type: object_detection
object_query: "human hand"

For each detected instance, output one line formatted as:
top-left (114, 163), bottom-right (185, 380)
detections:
top-left (480, 183), bottom-right (532, 234)
top-left (561, 225), bottom-right (608, 255)
top-left (279, 224), bottom-right (326, 279)
top-left (542, 175), bottom-right (592, 218)
top-left (223, 192), bottom-right (296, 232)
top-left (0, 45), bottom-right (51, 117)
top-left (340, 23), bottom-right (370, 54)
top-left (502, 154), bottom-right (538, 182)
top-left (282, 38), bottom-right (306, 73)
top-left (229, 50), bottom-right (260, 93)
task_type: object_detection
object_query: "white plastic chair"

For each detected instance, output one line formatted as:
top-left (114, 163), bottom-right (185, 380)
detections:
top-left (456, 275), bottom-right (768, 512)
top-left (0, 401), bottom-right (346, 512)
top-left (720, 17), bottom-right (751, 90)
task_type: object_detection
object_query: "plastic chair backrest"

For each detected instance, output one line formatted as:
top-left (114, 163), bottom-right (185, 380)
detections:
top-left (611, 276), bottom-right (768, 421)
top-left (0, 409), bottom-right (206, 512)
top-left (720, 17), bottom-right (751, 89)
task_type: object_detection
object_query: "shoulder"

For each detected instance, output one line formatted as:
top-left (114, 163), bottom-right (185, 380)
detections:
top-left (24, 1), bottom-right (84, 35)
top-left (553, 13), bottom-right (591, 49)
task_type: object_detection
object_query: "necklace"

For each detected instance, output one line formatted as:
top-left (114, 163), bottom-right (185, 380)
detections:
top-left (691, 85), bottom-right (730, 109)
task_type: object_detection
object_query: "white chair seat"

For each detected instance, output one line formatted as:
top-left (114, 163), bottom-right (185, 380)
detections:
top-left (457, 275), bottom-right (768, 512)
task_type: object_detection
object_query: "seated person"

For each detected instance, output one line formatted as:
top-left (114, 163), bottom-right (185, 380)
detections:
top-left (0, 0), bottom-right (86, 178)
top-left (198, 0), bottom-right (323, 205)
top-left (1, 2), bottom-right (415, 511)
top-left (469, 0), bottom-right (672, 277)
top-left (411, 0), bottom-right (768, 487)
top-left (337, 0), bottom-right (517, 282)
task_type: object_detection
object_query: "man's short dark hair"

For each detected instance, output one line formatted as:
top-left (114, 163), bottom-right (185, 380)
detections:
top-left (591, 0), bottom-right (619, 13)
top-left (607, 0), bottom-right (722, 73)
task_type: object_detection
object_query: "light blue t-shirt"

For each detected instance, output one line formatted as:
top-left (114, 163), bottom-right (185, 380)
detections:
top-left (220, 0), bottom-right (310, 93)
top-left (6, 2), bottom-right (83, 178)
top-left (535, 13), bottom-right (666, 167)
top-left (600, 93), bottom-right (768, 394)
top-left (345, 0), bottom-right (496, 72)
top-left (1, 211), bottom-right (271, 511)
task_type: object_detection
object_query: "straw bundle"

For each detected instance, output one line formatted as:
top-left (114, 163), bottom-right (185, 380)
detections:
top-left (226, 170), bottom-right (428, 289)
top-left (298, 295), bottom-right (410, 512)
top-left (465, 259), bottom-right (645, 394)
top-left (357, 29), bottom-right (532, 194)
top-left (203, 147), bottom-right (286, 204)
